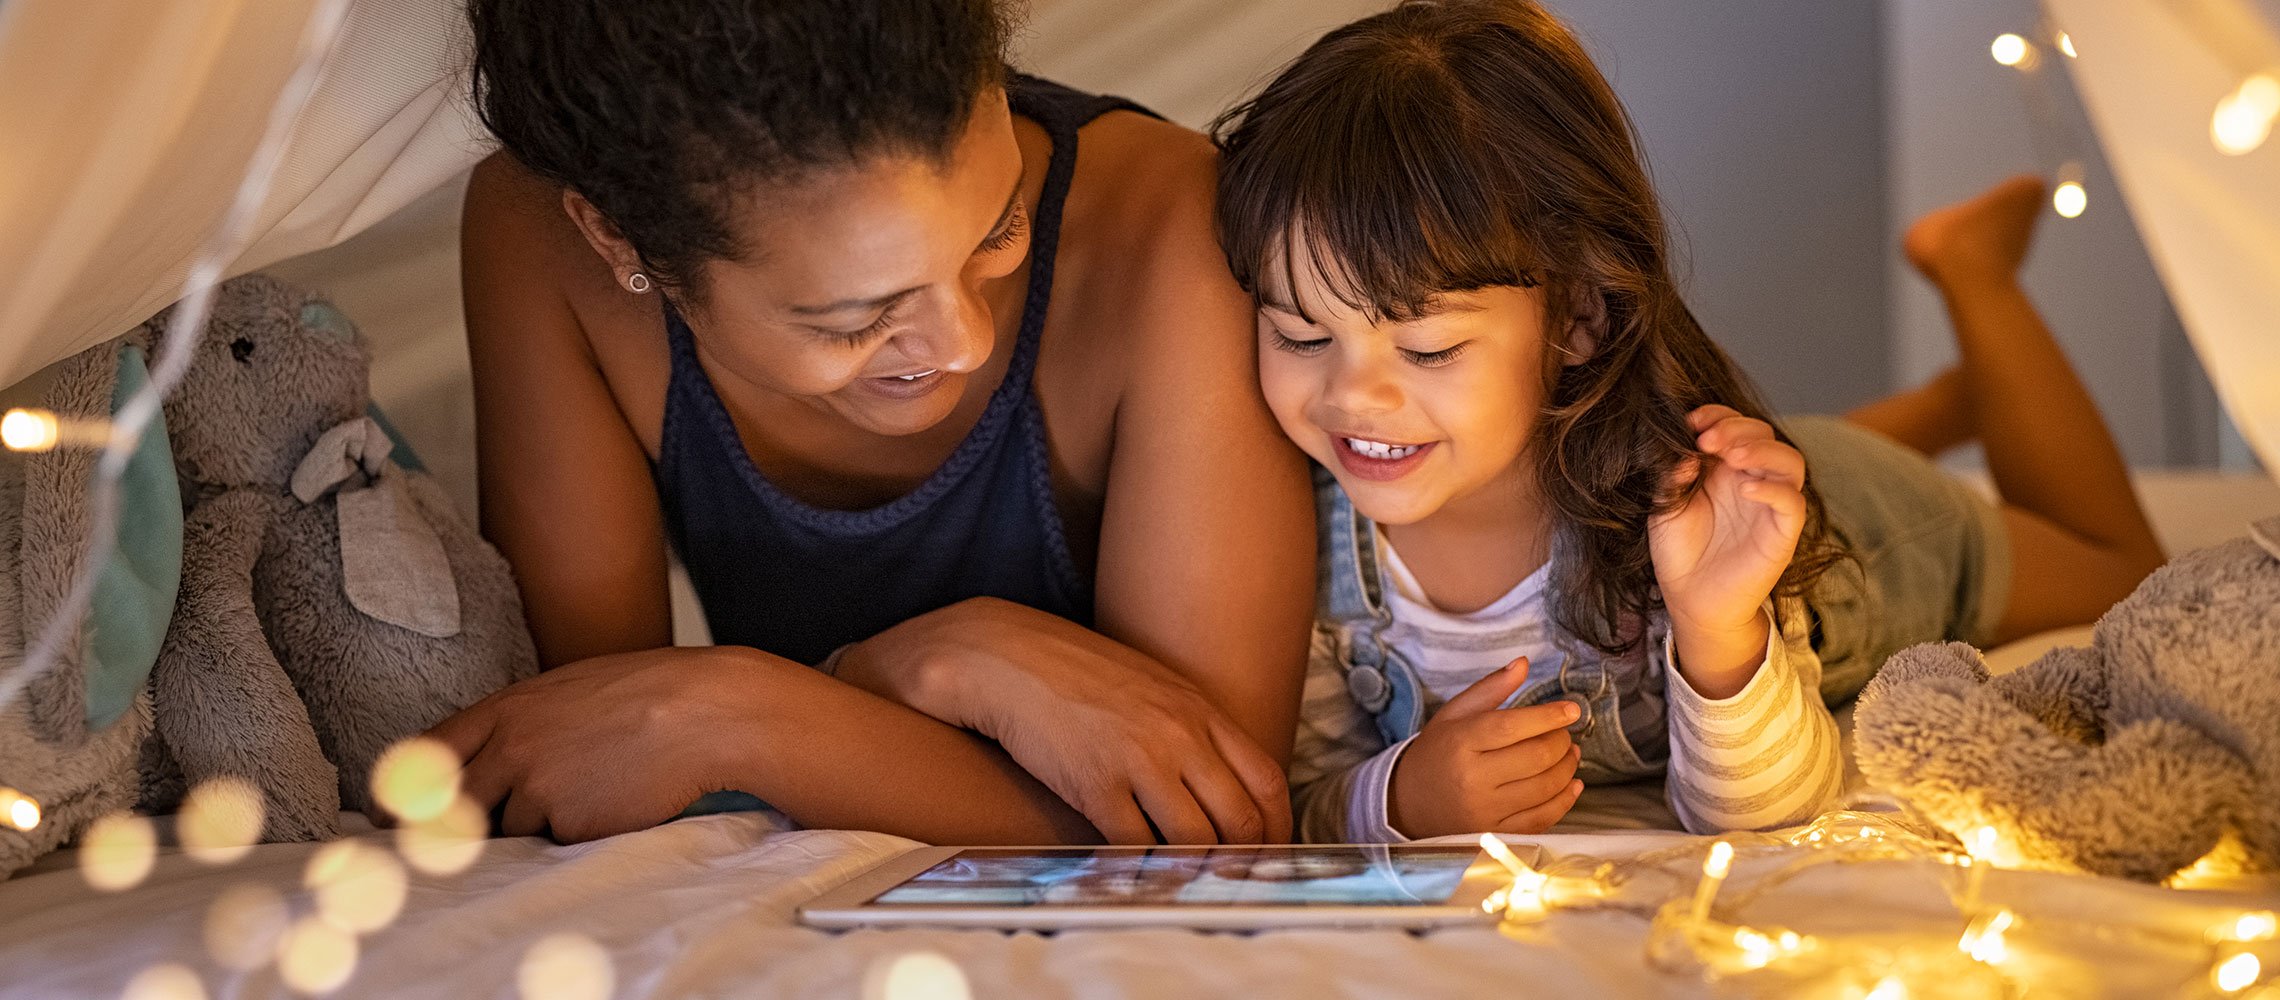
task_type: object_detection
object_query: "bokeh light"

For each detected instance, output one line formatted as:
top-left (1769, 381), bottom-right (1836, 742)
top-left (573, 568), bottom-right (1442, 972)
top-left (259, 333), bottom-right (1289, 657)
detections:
top-left (2056, 32), bottom-right (2076, 59)
top-left (277, 916), bottom-right (359, 995)
top-left (863, 950), bottom-right (972, 1000)
top-left (0, 786), bottom-right (41, 831)
top-left (79, 812), bottom-right (158, 892)
top-left (371, 738), bottom-right (462, 824)
top-left (179, 778), bottom-right (265, 864)
top-left (305, 840), bottom-right (409, 934)
top-left (120, 963), bottom-right (208, 1000)
top-left (1989, 33), bottom-right (2031, 68)
top-left (2211, 74), bottom-right (2280, 156)
top-left (0, 409), bottom-right (61, 451)
top-left (2215, 951), bottom-right (2262, 993)
top-left (517, 933), bottom-right (615, 1000)
top-left (204, 884), bottom-right (291, 971)
top-left (2052, 181), bottom-right (2088, 219)
top-left (396, 794), bottom-right (488, 876)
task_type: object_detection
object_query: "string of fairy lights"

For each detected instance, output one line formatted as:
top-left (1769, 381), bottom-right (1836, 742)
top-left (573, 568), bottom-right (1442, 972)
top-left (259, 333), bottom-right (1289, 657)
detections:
top-left (0, 3), bottom-right (2272, 997)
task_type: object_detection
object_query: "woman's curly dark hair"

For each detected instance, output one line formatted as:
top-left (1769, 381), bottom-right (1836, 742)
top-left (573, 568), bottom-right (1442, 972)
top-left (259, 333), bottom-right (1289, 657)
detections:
top-left (468, 0), bottom-right (1014, 296)
top-left (1213, 0), bottom-right (1849, 655)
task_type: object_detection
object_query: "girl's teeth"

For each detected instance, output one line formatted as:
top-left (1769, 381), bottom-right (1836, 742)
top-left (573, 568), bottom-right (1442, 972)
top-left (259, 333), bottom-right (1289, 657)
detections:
top-left (1344, 437), bottom-right (1422, 460)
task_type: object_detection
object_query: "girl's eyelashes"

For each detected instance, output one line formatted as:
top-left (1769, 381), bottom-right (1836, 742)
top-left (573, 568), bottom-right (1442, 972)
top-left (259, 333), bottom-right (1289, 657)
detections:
top-left (1269, 330), bottom-right (1329, 355)
top-left (979, 203), bottom-right (1030, 254)
top-left (1400, 342), bottom-right (1470, 368)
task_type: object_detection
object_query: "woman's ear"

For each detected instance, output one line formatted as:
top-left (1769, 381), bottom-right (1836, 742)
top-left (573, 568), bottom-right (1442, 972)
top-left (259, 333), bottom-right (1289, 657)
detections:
top-left (560, 189), bottom-right (647, 287)
top-left (1560, 285), bottom-right (1606, 367)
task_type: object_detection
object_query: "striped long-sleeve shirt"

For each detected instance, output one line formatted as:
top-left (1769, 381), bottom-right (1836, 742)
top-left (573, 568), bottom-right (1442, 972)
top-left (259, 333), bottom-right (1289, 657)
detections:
top-left (1288, 544), bottom-right (1842, 840)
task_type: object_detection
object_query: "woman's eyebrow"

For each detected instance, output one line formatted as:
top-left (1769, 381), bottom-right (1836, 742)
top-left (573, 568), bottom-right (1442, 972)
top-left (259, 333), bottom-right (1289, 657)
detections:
top-left (972, 170), bottom-right (1026, 253)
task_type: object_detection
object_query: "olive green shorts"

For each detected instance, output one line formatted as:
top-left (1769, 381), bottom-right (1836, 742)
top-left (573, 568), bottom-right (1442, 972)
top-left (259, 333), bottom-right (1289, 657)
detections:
top-left (1786, 416), bottom-right (2013, 705)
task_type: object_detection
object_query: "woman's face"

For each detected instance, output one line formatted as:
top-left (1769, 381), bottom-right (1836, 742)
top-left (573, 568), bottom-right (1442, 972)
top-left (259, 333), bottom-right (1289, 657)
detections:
top-left (677, 89), bottom-right (1032, 438)
top-left (1255, 240), bottom-right (1560, 527)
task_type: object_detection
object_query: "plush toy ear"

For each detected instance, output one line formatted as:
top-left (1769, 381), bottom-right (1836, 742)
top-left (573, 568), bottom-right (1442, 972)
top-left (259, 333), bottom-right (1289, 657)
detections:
top-left (291, 416), bottom-right (460, 637)
top-left (18, 340), bottom-right (182, 742)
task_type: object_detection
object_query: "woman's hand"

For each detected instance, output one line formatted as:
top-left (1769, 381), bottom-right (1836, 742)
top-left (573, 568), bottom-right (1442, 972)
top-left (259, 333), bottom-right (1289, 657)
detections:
top-left (832, 597), bottom-right (1292, 845)
top-left (422, 647), bottom-right (765, 842)
top-left (1648, 405), bottom-right (1806, 694)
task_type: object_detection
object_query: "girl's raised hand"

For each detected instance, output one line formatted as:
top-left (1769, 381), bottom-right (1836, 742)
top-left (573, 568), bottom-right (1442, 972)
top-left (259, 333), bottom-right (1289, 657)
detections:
top-left (1647, 405), bottom-right (1807, 694)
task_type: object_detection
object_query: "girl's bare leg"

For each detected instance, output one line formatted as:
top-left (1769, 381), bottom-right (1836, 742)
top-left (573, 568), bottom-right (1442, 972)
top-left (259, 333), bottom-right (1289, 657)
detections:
top-left (1846, 366), bottom-right (1972, 456)
top-left (1895, 174), bottom-right (2166, 642)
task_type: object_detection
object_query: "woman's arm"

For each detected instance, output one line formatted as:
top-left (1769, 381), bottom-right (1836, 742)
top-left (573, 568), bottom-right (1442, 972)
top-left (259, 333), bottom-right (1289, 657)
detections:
top-left (450, 155), bottom-right (1097, 843)
top-left (1086, 122), bottom-right (1318, 768)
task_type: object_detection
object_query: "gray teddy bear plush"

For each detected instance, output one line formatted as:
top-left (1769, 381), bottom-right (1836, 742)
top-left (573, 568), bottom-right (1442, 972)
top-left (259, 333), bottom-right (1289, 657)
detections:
top-left (1854, 519), bottom-right (2280, 883)
top-left (1, 275), bottom-right (535, 877)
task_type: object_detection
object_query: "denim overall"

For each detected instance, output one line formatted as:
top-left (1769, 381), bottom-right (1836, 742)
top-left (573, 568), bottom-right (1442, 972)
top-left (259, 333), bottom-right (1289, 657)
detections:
top-left (1309, 468), bottom-right (1670, 785)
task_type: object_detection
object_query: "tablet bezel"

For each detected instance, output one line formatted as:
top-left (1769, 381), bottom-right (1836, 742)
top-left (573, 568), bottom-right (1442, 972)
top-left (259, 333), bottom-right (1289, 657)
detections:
top-left (796, 843), bottom-right (1531, 931)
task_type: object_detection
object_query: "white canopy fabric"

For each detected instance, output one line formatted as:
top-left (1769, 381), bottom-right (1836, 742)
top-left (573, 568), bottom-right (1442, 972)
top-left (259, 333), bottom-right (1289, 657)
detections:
top-left (0, 0), bottom-right (2273, 476)
top-left (2047, 0), bottom-right (2280, 473)
top-left (0, 0), bottom-right (486, 389)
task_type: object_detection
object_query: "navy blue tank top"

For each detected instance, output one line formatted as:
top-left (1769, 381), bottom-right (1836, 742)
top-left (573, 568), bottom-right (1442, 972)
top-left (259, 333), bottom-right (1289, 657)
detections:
top-left (653, 77), bottom-right (1151, 665)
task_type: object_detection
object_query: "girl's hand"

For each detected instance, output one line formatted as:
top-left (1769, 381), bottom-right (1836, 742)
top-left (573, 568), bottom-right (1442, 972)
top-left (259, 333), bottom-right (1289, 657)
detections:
top-left (832, 598), bottom-right (1292, 845)
top-left (1388, 658), bottom-right (1586, 839)
top-left (423, 647), bottom-right (773, 842)
top-left (1648, 405), bottom-right (1807, 692)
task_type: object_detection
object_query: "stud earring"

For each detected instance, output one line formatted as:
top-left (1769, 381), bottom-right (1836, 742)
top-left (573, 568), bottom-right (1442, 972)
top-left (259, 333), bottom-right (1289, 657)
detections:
top-left (624, 272), bottom-right (653, 294)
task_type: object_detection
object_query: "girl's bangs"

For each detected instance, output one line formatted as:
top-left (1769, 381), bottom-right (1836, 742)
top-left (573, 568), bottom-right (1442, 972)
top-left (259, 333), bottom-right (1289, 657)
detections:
top-left (1219, 59), bottom-right (1537, 323)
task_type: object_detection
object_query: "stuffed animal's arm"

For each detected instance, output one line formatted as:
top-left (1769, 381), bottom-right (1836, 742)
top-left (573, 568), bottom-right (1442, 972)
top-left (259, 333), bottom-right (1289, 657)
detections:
top-left (156, 491), bottom-right (340, 841)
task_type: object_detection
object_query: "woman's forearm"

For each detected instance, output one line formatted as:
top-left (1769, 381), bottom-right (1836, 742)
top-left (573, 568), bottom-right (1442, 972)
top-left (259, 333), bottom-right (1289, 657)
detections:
top-left (722, 648), bottom-right (1099, 845)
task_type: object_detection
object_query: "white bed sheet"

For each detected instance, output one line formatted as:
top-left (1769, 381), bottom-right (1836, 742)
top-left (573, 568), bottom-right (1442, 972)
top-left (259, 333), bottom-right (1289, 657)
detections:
top-left (1, 810), bottom-right (2271, 999)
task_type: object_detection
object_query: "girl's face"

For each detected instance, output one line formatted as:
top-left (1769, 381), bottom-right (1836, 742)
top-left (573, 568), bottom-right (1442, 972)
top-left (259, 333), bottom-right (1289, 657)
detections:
top-left (1256, 244), bottom-right (1561, 527)
top-left (625, 90), bottom-right (1032, 439)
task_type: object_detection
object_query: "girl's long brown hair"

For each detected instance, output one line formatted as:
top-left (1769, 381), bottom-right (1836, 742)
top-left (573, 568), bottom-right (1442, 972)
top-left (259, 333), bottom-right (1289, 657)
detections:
top-left (1212, 0), bottom-right (1847, 655)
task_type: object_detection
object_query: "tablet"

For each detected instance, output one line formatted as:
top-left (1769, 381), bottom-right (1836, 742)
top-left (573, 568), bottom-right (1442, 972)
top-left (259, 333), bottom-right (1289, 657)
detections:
top-left (797, 843), bottom-right (1528, 931)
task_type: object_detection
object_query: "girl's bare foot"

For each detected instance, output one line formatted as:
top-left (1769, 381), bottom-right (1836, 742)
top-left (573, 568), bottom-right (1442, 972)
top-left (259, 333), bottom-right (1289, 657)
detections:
top-left (1903, 174), bottom-right (2047, 287)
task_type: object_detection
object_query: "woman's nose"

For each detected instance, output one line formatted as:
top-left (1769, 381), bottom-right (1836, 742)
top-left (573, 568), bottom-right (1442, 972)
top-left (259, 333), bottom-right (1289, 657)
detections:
top-left (910, 289), bottom-right (995, 374)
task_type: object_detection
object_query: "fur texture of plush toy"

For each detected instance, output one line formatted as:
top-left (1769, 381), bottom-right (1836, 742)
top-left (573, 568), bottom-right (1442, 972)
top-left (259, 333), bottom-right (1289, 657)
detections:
top-left (0, 275), bottom-right (536, 878)
top-left (1855, 522), bottom-right (2280, 883)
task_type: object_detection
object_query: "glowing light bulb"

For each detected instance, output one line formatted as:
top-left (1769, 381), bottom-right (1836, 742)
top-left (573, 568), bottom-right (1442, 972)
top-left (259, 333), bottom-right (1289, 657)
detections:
top-left (2212, 74), bottom-right (2280, 156)
top-left (372, 737), bottom-right (462, 824)
top-left (1864, 976), bottom-right (1909, 1000)
top-left (1703, 840), bottom-right (1734, 879)
top-left (0, 787), bottom-right (40, 831)
top-left (1960, 908), bottom-right (2015, 964)
top-left (863, 950), bottom-right (971, 1000)
top-left (179, 778), bottom-right (265, 864)
top-left (2053, 181), bottom-right (2088, 219)
top-left (1, 409), bottom-right (60, 451)
top-left (2057, 32), bottom-right (2076, 58)
top-left (121, 964), bottom-right (208, 1000)
top-left (518, 933), bottom-right (614, 1000)
top-left (305, 841), bottom-right (409, 934)
top-left (80, 812), bottom-right (158, 892)
top-left (1990, 34), bottom-right (2032, 68)
top-left (2216, 951), bottom-right (2262, 993)
top-left (276, 916), bottom-right (358, 995)
top-left (2228, 911), bottom-right (2279, 941)
top-left (396, 793), bottom-right (489, 876)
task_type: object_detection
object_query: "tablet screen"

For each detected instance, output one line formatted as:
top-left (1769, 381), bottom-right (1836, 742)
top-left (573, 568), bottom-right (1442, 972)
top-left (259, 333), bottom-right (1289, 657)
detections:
top-left (868, 845), bottom-right (1481, 907)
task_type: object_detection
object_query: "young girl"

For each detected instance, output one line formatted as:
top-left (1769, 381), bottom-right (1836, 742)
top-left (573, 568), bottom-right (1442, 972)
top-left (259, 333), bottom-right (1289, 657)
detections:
top-left (1211, 0), bottom-right (2166, 839)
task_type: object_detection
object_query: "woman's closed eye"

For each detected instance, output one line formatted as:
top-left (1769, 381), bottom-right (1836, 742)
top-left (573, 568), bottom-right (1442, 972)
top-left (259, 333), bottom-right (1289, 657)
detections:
top-left (820, 300), bottom-right (907, 346)
top-left (979, 202), bottom-right (1030, 255)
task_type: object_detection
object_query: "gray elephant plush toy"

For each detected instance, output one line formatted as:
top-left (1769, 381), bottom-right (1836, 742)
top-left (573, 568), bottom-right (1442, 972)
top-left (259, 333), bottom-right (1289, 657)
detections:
top-left (1, 274), bottom-right (535, 877)
top-left (1854, 519), bottom-right (2280, 883)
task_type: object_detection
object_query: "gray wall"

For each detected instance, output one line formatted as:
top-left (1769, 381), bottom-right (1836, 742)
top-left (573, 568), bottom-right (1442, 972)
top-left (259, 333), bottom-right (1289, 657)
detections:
top-left (1021, 0), bottom-right (1893, 417)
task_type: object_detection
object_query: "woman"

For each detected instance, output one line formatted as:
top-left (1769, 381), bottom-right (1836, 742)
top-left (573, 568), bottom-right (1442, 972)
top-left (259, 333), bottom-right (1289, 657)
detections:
top-left (432, 0), bottom-right (1314, 845)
